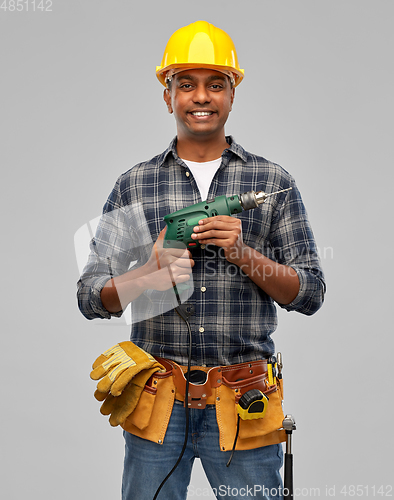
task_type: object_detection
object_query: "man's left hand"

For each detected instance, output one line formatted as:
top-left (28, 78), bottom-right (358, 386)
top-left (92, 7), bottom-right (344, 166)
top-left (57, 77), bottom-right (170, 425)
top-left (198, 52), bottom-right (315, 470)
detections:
top-left (191, 216), bottom-right (248, 265)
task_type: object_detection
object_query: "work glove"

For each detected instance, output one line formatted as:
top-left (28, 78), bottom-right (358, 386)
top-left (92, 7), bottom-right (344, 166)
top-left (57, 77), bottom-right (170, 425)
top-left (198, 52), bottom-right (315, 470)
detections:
top-left (98, 366), bottom-right (160, 427)
top-left (90, 341), bottom-right (164, 397)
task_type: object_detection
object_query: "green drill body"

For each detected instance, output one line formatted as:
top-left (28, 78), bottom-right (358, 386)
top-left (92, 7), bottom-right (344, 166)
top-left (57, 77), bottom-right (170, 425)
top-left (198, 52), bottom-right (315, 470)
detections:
top-left (163, 194), bottom-right (243, 249)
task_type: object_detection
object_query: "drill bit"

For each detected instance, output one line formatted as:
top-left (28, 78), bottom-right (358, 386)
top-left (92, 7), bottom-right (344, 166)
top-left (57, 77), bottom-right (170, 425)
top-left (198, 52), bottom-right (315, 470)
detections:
top-left (255, 187), bottom-right (292, 204)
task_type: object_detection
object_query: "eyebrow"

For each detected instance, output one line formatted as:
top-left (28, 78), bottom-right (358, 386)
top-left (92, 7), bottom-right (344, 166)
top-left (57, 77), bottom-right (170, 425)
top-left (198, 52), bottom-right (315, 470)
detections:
top-left (176, 74), bottom-right (228, 83)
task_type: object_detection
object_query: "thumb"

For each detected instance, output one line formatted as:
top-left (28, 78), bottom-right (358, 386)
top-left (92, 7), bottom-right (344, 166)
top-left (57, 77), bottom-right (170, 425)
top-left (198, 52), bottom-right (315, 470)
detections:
top-left (156, 226), bottom-right (167, 241)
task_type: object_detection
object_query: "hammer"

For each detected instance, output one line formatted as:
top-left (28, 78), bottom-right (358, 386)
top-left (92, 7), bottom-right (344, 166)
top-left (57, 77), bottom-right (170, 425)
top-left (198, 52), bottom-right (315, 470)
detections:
top-left (282, 414), bottom-right (296, 499)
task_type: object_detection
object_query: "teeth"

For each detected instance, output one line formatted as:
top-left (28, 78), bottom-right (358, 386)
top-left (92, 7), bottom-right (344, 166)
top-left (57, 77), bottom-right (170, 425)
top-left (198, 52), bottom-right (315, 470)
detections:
top-left (192, 111), bottom-right (212, 116)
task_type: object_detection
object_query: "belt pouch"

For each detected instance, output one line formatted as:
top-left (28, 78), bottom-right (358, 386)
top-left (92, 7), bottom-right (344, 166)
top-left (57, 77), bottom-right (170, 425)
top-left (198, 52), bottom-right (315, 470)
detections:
top-left (121, 373), bottom-right (175, 445)
top-left (216, 378), bottom-right (286, 451)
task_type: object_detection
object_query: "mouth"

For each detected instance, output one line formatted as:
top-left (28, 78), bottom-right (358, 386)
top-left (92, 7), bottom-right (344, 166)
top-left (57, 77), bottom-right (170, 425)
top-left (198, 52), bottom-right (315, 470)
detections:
top-left (189, 111), bottom-right (214, 117)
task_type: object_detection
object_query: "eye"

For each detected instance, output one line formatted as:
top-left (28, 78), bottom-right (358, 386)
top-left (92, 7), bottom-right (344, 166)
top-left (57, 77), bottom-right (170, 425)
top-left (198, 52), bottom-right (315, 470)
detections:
top-left (179, 83), bottom-right (194, 90)
top-left (209, 83), bottom-right (225, 90)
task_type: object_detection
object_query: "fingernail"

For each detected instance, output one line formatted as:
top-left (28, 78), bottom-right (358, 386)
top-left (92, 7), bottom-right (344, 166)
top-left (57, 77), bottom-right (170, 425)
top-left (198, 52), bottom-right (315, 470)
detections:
top-left (193, 226), bottom-right (199, 232)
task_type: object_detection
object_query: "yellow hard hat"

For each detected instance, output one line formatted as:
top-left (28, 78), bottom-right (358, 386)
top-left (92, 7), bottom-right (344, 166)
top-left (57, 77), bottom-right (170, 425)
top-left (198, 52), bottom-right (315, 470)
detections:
top-left (156, 21), bottom-right (244, 87)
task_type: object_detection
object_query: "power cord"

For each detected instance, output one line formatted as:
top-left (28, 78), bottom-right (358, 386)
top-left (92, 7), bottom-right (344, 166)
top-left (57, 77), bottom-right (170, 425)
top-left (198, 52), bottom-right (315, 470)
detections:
top-left (152, 278), bottom-right (193, 500)
top-left (226, 415), bottom-right (240, 467)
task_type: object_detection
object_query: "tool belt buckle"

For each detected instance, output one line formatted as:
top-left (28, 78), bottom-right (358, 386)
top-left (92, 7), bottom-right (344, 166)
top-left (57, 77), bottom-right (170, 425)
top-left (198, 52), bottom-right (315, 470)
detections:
top-left (184, 369), bottom-right (217, 409)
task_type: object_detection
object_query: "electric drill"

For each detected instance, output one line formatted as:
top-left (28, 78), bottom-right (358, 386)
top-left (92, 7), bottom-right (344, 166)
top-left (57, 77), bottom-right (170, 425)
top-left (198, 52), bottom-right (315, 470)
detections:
top-left (163, 187), bottom-right (292, 249)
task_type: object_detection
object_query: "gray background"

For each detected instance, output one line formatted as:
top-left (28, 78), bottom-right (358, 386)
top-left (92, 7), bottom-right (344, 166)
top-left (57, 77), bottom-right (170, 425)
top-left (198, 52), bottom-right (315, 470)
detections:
top-left (1, 0), bottom-right (393, 498)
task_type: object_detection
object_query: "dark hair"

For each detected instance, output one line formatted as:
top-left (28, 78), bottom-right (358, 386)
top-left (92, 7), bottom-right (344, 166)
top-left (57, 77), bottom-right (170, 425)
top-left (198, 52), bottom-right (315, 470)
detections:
top-left (166, 78), bottom-right (173, 91)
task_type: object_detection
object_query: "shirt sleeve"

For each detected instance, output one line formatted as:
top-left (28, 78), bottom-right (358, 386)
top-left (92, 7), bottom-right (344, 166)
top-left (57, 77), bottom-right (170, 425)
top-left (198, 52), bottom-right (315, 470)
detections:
top-left (269, 177), bottom-right (326, 315)
top-left (76, 177), bottom-right (140, 320)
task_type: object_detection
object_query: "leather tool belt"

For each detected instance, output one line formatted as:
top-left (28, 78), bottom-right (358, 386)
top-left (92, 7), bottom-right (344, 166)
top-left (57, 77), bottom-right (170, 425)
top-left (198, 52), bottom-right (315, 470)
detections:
top-left (121, 357), bottom-right (286, 451)
top-left (159, 358), bottom-right (275, 409)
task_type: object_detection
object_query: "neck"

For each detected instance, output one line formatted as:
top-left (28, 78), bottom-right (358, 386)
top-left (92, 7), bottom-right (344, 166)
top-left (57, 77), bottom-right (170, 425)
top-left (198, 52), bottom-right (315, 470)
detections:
top-left (176, 134), bottom-right (229, 162)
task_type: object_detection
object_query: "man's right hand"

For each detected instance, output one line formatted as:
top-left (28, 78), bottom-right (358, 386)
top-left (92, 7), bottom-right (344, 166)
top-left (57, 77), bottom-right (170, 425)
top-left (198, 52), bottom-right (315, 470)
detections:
top-left (100, 227), bottom-right (194, 313)
top-left (144, 227), bottom-right (195, 291)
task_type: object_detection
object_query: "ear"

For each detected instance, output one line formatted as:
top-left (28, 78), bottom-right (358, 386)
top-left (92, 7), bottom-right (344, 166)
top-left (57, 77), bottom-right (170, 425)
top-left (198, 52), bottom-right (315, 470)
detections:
top-left (163, 89), bottom-right (173, 114)
top-left (229, 87), bottom-right (235, 112)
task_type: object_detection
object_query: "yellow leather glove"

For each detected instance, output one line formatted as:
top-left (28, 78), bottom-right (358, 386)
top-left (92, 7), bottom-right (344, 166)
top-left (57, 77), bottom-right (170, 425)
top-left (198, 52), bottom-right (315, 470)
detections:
top-left (99, 366), bottom-right (159, 427)
top-left (90, 341), bottom-right (164, 397)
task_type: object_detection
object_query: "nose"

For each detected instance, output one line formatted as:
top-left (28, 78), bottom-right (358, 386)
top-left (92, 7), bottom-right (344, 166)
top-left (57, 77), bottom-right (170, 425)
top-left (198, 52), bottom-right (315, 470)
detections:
top-left (192, 83), bottom-right (211, 104)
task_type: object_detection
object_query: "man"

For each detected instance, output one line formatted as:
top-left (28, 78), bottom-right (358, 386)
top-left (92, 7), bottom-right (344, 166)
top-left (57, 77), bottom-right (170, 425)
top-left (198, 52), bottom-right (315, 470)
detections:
top-left (78, 21), bottom-right (325, 500)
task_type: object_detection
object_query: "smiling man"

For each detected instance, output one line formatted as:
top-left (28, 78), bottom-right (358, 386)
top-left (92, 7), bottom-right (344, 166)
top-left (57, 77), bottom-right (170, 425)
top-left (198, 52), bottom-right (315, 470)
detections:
top-left (163, 69), bottom-right (235, 157)
top-left (77, 21), bottom-right (326, 500)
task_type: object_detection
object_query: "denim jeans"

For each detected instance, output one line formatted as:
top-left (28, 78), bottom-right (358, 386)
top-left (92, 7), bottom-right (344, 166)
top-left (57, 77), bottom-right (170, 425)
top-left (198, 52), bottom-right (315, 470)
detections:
top-left (122, 400), bottom-right (284, 500)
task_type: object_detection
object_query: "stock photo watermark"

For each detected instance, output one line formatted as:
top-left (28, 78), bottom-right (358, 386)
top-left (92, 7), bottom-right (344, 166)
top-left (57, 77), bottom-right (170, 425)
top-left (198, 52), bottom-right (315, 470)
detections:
top-left (187, 484), bottom-right (393, 497)
top-left (0, 0), bottom-right (53, 11)
top-left (74, 209), bottom-right (331, 325)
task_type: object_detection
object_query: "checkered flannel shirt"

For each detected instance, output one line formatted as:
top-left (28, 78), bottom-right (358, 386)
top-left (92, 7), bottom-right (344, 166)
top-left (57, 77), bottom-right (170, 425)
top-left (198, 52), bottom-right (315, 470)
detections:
top-left (77, 137), bottom-right (326, 366)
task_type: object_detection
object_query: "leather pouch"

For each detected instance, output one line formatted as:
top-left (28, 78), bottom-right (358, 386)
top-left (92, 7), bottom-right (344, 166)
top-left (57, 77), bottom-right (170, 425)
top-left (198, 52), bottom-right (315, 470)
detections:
top-left (126, 385), bottom-right (156, 430)
top-left (216, 378), bottom-right (286, 451)
top-left (121, 371), bottom-right (175, 445)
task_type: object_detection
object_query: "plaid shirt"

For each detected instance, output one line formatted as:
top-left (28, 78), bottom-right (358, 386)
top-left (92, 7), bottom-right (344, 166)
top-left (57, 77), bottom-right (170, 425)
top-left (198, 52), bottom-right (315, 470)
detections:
top-left (77, 137), bottom-right (325, 366)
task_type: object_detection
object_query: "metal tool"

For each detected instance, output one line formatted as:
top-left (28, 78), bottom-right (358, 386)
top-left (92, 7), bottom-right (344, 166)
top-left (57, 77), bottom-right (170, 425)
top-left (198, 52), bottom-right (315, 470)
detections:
top-left (277, 352), bottom-right (283, 380)
top-left (282, 414), bottom-right (296, 499)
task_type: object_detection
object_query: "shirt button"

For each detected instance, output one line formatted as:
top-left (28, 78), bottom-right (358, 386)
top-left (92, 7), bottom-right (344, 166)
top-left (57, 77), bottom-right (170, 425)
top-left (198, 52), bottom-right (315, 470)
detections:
top-left (199, 327), bottom-right (205, 333)
top-left (201, 286), bottom-right (206, 292)
top-left (200, 244), bottom-right (206, 249)
top-left (185, 171), bottom-right (190, 177)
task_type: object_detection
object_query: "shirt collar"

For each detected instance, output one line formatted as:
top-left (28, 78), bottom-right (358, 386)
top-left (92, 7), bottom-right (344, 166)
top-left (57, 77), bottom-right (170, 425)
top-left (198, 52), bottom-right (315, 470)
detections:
top-left (158, 136), bottom-right (248, 167)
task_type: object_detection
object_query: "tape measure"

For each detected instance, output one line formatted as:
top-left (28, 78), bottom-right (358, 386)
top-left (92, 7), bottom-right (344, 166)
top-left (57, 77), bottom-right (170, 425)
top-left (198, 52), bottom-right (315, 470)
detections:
top-left (236, 389), bottom-right (269, 421)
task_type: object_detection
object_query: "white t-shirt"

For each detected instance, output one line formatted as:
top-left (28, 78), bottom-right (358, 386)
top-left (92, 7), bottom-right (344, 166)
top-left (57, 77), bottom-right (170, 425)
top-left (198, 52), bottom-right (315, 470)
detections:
top-left (182, 158), bottom-right (222, 201)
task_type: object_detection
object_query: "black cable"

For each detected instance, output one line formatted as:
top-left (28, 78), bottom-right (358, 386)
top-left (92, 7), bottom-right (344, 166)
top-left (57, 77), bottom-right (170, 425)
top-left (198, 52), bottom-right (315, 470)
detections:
top-left (152, 294), bottom-right (193, 500)
top-left (226, 414), bottom-right (240, 467)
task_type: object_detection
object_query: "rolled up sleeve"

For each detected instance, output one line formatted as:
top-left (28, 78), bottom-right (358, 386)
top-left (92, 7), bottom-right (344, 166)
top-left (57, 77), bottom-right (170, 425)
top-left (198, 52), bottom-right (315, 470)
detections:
top-left (270, 178), bottom-right (326, 315)
top-left (77, 274), bottom-right (116, 320)
top-left (77, 178), bottom-right (139, 320)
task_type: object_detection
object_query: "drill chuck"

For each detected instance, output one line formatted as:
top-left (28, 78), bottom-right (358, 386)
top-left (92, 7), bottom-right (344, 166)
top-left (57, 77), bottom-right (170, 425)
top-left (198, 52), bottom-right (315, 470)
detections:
top-left (239, 191), bottom-right (261, 210)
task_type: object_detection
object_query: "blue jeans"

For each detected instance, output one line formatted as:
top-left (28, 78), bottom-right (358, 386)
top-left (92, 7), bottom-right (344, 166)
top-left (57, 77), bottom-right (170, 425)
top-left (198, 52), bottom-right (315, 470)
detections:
top-left (122, 400), bottom-right (284, 500)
